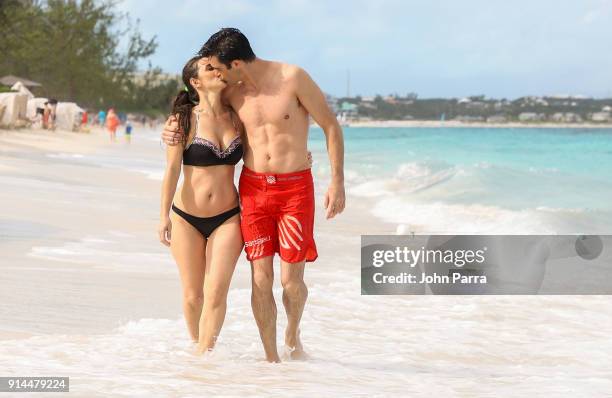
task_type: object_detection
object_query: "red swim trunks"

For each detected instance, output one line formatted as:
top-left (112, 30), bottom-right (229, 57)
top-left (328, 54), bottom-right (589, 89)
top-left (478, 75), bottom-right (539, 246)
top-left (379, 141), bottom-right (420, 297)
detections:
top-left (239, 166), bottom-right (318, 263)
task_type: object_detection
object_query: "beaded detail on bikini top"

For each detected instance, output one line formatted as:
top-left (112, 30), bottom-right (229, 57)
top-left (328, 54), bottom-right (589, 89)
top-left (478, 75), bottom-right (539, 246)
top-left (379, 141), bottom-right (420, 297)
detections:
top-left (182, 111), bottom-right (243, 167)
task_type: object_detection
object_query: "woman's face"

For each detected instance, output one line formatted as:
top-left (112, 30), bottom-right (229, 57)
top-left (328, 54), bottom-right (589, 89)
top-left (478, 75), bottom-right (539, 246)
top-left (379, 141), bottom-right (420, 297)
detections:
top-left (191, 57), bottom-right (227, 93)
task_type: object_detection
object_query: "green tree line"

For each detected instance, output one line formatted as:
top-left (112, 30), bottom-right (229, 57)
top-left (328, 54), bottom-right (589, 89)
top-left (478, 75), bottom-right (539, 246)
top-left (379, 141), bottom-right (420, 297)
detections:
top-left (348, 96), bottom-right (612, 121)
top-left (0, 0), bottom-right (179, 115)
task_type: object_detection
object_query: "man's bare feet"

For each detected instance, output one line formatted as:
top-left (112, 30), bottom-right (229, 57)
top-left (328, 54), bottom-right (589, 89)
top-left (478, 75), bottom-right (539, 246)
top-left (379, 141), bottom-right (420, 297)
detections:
top-left (284, 329), bottom-right (309, 360)
top-left (266, 354), bottom-right (281, 363)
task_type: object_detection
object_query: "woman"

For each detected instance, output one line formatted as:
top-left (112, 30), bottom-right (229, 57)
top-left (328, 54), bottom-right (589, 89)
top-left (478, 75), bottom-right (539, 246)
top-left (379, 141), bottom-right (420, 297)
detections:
top-left (41, 102), bottom-right (50, 129)
top-left (106, 108), bottom-right (120, 141)
top-left (159, 56), bottom-right (244, 354)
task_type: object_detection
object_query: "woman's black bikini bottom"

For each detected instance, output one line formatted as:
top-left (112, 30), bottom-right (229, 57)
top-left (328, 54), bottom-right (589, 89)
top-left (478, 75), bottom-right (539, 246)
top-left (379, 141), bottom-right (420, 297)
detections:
top-left (172, 204), bottom-right (240, 239)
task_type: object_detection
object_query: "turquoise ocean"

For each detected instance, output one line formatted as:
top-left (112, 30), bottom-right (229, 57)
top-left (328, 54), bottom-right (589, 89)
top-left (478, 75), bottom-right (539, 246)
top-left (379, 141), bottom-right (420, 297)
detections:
top-left (309, 127), bottom-right (612, 234)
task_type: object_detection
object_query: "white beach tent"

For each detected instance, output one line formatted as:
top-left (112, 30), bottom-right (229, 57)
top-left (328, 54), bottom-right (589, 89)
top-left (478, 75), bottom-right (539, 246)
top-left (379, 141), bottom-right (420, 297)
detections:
top-left (55, 102), bottom-right (84, 131)
top-left (0, 92), bottom-right (28, 127)
top-left (10, 81), bottom-right (34, 99)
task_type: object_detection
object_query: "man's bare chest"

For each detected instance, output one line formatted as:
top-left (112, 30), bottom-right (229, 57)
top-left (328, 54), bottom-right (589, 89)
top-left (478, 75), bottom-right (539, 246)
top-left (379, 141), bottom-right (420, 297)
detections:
top-left (231, 90), bottom-right (304, 127)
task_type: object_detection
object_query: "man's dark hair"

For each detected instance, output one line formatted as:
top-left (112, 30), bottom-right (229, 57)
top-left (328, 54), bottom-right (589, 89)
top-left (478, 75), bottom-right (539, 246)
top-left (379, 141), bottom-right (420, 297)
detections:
top-left (197, 28), bottom-right (255, 68)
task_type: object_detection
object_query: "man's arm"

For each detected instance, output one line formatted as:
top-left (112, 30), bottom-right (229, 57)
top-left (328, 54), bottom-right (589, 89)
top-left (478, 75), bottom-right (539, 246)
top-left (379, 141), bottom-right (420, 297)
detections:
top-left (295, 67), bottom-right (345, 219)
top-left (161, 115), bottom-right (183, 145)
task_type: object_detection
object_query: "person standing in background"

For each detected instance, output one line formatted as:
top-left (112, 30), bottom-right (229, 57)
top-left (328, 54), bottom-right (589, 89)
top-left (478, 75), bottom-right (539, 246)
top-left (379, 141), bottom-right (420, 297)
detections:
top-left (80, 110), bottom-right (89, 132)
top-left (106, 108), bottom-right (120, 141)
top-left (47, 99), bottom-right (58, 130)
top-left (98, 109), bottom-right (106, 126)
top-left (125, 121), bottom-right (133, 143)
top-left (42, 101), bottom-right (50, 129)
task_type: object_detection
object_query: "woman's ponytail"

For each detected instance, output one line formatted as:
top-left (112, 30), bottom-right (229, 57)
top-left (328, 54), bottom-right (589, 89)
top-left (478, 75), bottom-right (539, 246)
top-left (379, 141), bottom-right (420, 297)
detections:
top-left (170, 56), bottom-right (201, 144)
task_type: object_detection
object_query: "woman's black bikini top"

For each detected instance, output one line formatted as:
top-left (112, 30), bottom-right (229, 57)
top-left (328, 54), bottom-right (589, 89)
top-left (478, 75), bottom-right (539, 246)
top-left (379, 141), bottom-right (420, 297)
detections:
top-left (183, 110), bottom-right (243, 167)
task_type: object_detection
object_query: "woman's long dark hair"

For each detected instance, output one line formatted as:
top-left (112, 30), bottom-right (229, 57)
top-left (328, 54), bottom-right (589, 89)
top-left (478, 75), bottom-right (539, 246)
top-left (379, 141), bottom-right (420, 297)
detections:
top-left (171, 56), bottom-right (201, 144)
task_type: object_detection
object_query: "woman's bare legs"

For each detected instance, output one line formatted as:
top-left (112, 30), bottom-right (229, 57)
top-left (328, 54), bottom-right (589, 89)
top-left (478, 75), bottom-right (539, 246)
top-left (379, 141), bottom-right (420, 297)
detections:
top-left (197, 213), bottom-right (243, 353)
top-left (170, 211), bottom-right (207, 343)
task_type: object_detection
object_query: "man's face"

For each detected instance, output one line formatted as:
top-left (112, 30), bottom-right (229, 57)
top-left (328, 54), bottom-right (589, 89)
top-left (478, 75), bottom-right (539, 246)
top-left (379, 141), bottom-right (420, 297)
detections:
top-left (209, 56), bottom-right (241, 85)
top-left (195, 57), bottom-right (227, 91)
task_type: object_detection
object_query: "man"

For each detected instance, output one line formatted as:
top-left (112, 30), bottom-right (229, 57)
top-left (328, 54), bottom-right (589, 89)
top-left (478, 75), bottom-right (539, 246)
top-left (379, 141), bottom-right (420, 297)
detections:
top-left (162, 28), bottom-right (345, 362)
top-left (98, 109), bottom-right (106, 126)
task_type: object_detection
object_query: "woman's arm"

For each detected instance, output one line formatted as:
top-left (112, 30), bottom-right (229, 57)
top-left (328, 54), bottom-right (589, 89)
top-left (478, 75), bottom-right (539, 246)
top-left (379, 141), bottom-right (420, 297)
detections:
top-left (158, 136), bottom-right (184, 246)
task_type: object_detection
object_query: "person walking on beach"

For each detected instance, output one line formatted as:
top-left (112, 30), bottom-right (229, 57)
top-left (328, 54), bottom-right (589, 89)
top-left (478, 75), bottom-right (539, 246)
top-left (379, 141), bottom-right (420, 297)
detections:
top-left (106, 108), bottom-right (120, 141)
top-left (163, 28), bottom-right (345, 362)
top-left (159, 56), bottom-right (244, 354)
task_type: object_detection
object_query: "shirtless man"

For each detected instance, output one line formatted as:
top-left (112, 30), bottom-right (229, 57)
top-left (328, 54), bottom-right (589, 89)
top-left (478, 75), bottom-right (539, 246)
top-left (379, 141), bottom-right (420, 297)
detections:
top-left (163, 28), bottom-right (345, 362)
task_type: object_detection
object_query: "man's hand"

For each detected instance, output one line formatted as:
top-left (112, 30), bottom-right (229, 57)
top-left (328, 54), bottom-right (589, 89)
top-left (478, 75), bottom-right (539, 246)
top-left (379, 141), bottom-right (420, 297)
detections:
top-left (162, 115), bottom-right (183, 146)
top-left (324, 180), bottom-right (346, 219)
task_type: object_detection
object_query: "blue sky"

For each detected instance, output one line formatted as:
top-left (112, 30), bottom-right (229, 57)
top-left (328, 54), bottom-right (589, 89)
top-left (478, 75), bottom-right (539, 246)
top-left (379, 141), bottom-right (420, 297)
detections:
top-left (117, 0), bottom-right (612, 99)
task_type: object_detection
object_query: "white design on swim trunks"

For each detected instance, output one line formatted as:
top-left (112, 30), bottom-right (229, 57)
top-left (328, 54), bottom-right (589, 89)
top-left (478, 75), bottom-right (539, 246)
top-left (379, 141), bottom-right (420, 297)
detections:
top-left (252, 242), bottom-right (262, 258)
top-left (278, 215), bottom-right (303, 251)
top-left (245, 236), bottom-right (270, 258)
top-left (245, 236), bottom-right (271, 247)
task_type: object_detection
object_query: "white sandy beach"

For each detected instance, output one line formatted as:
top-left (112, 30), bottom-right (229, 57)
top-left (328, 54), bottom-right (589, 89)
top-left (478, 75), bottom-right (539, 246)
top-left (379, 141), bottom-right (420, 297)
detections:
top-left (1, 127), bottom-right (611, 397)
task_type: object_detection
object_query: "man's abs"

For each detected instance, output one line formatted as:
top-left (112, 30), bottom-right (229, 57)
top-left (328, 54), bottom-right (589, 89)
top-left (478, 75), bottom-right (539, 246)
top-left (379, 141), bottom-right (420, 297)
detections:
top-left (242, 126), bottom-right (311, 173)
